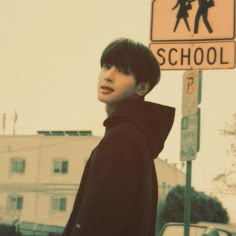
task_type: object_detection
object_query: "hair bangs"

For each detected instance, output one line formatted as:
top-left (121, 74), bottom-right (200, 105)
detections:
top-left (100, 39), bottom-right (141, 74)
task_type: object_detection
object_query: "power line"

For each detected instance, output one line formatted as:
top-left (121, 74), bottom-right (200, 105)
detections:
top-left (0, 136), bottom-right (101, 154)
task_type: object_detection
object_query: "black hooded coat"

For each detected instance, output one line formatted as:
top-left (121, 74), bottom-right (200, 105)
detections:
top-left (63, 99), bottom-right (175, 236)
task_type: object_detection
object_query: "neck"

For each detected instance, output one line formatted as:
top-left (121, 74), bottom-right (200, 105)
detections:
top-left (105, 97), bottom-right (144, 116)
top-left (105, 104), bottom-right (116, 116)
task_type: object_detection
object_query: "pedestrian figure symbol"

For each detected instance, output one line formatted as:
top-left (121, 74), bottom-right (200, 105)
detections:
top-left (172, 0), bottom-right (215, 34)
top-left (194, 0), bottom-right (214, 34)
top-left (172, 0), bottom-right (196, 32)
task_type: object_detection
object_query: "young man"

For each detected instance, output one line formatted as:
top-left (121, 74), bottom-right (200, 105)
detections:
top-left (63, 38), bottom-right (175, 236)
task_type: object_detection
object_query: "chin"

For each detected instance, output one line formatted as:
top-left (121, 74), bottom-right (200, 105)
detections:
top-left (97, 94), bottom-right (115, 104)
top-left (97, 96), bottom-right (107, 103)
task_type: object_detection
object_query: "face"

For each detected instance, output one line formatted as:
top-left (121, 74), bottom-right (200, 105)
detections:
top-left (97, 64), bottom-right (140, 105)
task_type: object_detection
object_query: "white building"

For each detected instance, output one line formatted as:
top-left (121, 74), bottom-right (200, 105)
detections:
top-left (0, 131), bottom-right (185, 235)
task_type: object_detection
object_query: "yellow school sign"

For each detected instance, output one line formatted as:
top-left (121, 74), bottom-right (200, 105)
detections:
top-left (150, 0), bottom-right (236, 70)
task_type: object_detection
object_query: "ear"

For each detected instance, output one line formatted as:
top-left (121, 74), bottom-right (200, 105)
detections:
top-left (136, 82), bottom-right (150, 97)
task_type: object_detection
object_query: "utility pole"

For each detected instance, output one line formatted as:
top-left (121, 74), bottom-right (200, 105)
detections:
top-left (2, 113), bottom-right (6, 135)
top-left (1, 111), bottom-right (18, 135)
top-left (13, 111), bottom-right (18, 135)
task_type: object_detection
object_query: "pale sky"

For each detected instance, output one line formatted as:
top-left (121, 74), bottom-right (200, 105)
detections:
top-left (0, 0), bottom-right (236, 222)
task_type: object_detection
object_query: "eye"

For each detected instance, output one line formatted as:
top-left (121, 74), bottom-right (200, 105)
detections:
top-left (117, 67), bottom-right (132, 75)
top-left (102, 63), bottom-right (111, 69)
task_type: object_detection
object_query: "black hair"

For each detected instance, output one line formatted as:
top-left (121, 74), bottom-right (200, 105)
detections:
top-left (100, 38), bottom-right (160, 93)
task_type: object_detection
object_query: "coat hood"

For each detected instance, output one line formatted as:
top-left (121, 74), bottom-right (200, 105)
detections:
top-left (103, 99), bottom-right (175, 159)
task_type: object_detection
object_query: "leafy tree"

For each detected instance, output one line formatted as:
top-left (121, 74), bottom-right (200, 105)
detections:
top-left (214, 112), bottom-right (236, 191)
top-left (220, 112), bottom-right (236, 157)
top-left (161, 185), bottom-right (229, 225)
top-left (161, 185), bottom-right (185, 223)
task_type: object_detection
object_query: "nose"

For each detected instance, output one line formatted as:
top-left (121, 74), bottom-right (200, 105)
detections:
top-left (104, 66), bottom-right (116, 83)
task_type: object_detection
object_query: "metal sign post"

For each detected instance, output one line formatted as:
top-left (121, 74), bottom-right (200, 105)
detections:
top-left (184, 160), bottom-right (192, 236)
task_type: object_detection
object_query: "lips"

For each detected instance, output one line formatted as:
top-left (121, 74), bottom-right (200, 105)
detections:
top-left (100, 85), bottom-right (114, 93)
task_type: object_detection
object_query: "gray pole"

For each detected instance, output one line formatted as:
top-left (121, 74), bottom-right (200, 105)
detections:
top-left (184, 160), bottom-right (192, 236)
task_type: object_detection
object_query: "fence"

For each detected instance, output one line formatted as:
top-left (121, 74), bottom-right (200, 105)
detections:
top-left (0, 223), bottom-right (63, 236)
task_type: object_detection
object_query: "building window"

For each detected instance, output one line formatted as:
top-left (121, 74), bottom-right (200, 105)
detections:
top-left (10, 158), bottom-right (26, 174)
top-left (51, 197), bottom-right (67, 212)
top-left (53, 160), bottom-right (68, 174)
top-left (8, 195), bottom-right (24, 210)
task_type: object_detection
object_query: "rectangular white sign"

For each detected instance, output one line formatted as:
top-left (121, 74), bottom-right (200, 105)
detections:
top-left (180, 110), bottom-right (200, 161)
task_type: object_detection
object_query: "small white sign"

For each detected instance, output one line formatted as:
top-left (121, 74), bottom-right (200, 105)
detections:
top-left (182, 70), bottom-right (201, 116)
top-left (180, 110), bottom-right (200, 161)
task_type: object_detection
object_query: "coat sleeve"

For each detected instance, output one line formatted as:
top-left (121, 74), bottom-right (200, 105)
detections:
top-left (62, 157), bottom-right (92, 236)
top-left (70, 125), bottom-right (149, 236)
